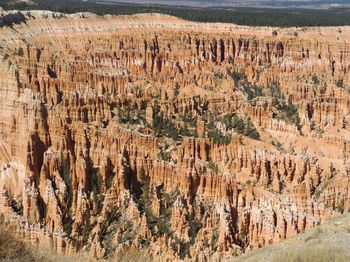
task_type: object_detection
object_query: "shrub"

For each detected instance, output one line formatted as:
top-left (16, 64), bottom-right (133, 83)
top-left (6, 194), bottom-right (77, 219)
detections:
top-left (159, 150), bottom-right (171, 162)
top-left (272, 141), bottom-right (282, 149)
top-left (206, 113), bottom-right (260, 142)
top-left (213, 72), bottom-right (223, 79)
top-left (207, 126), bottom-right (232, 145)
top-left (0, 217), bottom-right (43, 261)
top-left (238, 222), bottom-right (248, 247)
top-left (117, 220), bottom-right (136, 244)
top-left (275, 102), bottom-right (300, 129)
top-left (82, 210), bottom-right (92, 245)
top-left (60, 154), bottom-right (72, 205)
top-left (210, 227), bottom-right (219, 250)
top-left (17, 47), bottom-right (24, 56)
top-left (312, 74), bottom-right (320, 85)
top-left (224, 114), bottom-right (260, 140)
top-left (228, 70), bottom-right (247, 87)
top-left (267, 82), bottom-right (284, 99)
top-left (336, 79), bottom-right (344, 88)
top-left (241, 81), bottom-right (264, 100)
top-left (0, 216), bottom-right (93, 261)
top-left (63, 214), bottom-right (74, 236)
top-left (173, 83), bottom-right (180, 97)
top-left (208, 161), bottom-right (219, 173)
top-left (91, 168), bottom-right (104, 212)
top-left (134, 182), bottom-right (174, 239)
top-left (10, 199), bottom-right (23, 215)
top-left (115, 105), bottom-right (146, 126)
top-left (152, 112), bottom-right (181, 140)
top-left (187, 211), bottom-right (202, 244)
top-left (241, 117), bottom-right (260, 139)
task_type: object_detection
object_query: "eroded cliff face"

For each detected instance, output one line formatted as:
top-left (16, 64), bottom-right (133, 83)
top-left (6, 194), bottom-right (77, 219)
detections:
top-left (0, 10), bottom-right (349, 261)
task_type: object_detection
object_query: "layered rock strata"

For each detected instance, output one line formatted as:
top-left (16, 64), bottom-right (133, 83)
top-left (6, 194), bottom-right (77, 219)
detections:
top-left (0, 10), bottom-right (349, 261)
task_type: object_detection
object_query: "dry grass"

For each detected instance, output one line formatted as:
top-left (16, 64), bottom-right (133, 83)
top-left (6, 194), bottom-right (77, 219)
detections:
top-left (0, 216), bottom-right (153, 262)
top-left (232, 213), bottom-right (350, 262)
top-left (110, 247), bottom-right (153, 262)
top-left (0, 220), bottom-right (45, 262)
top-left (304, 227), bottom-right (325, 242)
top-left (0, 217), bottom-right (93, 262)
top-left (270, 242), bottom-right (350, 262)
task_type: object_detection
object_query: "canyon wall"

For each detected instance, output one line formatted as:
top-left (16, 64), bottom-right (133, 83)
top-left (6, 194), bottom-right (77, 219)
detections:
top-left (0, 10), bottom-right (349, 261)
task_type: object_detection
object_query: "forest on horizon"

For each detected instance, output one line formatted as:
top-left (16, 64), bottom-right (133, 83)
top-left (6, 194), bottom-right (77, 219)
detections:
top-left (1, 0), bottom-right (350, 27)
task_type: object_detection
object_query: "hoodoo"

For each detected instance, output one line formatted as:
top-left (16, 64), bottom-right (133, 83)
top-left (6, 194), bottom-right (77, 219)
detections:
top-left (0, 9), bottom-right (349, 261)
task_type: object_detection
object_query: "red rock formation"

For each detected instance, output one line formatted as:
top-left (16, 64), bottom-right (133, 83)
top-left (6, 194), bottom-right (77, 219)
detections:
top-left (0, 9), bottom-right (349, 261)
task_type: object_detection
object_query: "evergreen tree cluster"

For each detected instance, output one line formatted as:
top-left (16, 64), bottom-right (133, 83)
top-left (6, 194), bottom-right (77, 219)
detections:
top-left (1, 0), bottom-right (350, 27)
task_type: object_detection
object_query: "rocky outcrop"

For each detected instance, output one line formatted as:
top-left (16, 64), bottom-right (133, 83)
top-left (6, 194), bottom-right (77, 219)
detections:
top-left (0, 9), bottom-right (349, 261)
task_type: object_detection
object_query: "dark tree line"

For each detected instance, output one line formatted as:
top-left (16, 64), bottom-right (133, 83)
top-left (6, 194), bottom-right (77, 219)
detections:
top-left (1, 0), bottom-right (350, 27)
